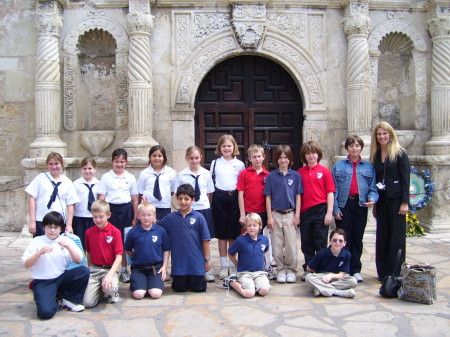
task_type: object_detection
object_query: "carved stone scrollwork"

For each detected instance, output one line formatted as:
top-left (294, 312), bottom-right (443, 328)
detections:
top-left (426, 5), bottom-right (450, 38)
top-left (232, 4), bottom-right (267, 49)
top-left (36, 1), bottom-right (62, 35)
top-left (343, 2), bottom-right (370, 36)
top-left (127, 12), bottom-right (154, 34)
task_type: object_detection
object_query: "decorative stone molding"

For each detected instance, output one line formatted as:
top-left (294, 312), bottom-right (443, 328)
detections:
top-left (368, 20), bottom-right (427, 52)
top-left (62, 17), bottom-right (129, 130)
top-left (343, 2), bottom-right (370, 36)
top-left (426, 4), bottom-right (450, 38)
top-left (231, 4), bottom-right (266, 49)
top-left (194, 13), bottom-right (231, 43)
top-left (127, 12), bottom-right (153, 33)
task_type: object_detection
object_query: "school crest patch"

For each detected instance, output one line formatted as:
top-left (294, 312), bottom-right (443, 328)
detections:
top-left (317, 172), bottom-right (323, 179)
top-left (106, 236), bottom-right (113, 244)
top-left (288, 179), bottom-right (293, 186)
top-left (261, 244), bottom-right (266, 251)
top-left (339, 261), bottom-right (344, 267)
top-left (152, 235), bottom-right (158, 242)
top-left (190, 218), bottom-right (196, 225)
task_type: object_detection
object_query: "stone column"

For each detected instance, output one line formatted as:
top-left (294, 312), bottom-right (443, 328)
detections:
top-left (425, 2), bottom-right (450, 155)
top-left (343, 1), bottom-right (371, 155)
top-left (123, 0), bottom-right (158, 156)
top-left (29, 1), bottom-right (67, 157)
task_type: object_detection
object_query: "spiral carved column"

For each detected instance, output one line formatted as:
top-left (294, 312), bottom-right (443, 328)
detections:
top-left (425, 3), bottom-right (450, 155)
top-left (30, 1), bottom-right (67, 157)
top-left (123, 1), bottom-right (158, 156)
top-left (343, 1), bottom-right (371, 154)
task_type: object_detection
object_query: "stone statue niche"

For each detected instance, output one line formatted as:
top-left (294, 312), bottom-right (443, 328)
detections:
top-left (377, 32), bottom-right (415, 130)
top-left (77, 28), bottom-right (117, 131)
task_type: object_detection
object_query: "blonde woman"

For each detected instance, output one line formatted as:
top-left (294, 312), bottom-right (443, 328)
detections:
top-left (370, 122), bottom-right (410, 281)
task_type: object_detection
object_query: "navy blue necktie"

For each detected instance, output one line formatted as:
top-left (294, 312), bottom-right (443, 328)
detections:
top-left (83, 183), bottom-right (95, 211)
top-left (190, 174), bottom-right (200, 201)
top-left (47, 181), bottom-right (61, 209)
top-left (153, 174), bottom-right (162, 201)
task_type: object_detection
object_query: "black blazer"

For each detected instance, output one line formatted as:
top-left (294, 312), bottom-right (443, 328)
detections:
top-left (374, 150), bottom-right (410, 204)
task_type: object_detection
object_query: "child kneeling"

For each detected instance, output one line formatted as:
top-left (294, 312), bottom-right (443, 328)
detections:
top-left (125, 202), bottom-right (170, 299)
top-left (225, 213), bottom-right (271, 298)
top-left (305, 228), bottom-right (357, 298)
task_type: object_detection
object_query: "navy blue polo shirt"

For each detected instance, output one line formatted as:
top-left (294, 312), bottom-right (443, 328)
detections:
top-left (308, 247), bottom-right (351, 274)
top-left (124, 224), bottom-right (170, 265)
top-left (228, 233), bottom-right (269, 272)
top-left (263, 168), bottom-right (303, 210)
top-left (157, 210), bottom-right (211, 276)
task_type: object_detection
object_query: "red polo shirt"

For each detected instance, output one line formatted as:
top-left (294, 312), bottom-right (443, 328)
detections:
top-left (85, 222), bottom-right (123, 265)
top-left (236, 165), bottom-right (269, 213)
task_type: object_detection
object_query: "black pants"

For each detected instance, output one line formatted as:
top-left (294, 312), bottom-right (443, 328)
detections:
top-left (212, 191), bottom-right (240, 240)
top-left (335, 197), bottom-right (368, 274)
top-left (172, 275), bottom-right (206, 292)
top-left (300, 203), bottom-right (328, 270)
top-left (375, 194), bottom-right (406, 278)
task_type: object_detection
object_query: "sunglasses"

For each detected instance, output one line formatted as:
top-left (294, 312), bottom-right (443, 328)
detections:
top-left (331, 238), bottom-right (344, 243)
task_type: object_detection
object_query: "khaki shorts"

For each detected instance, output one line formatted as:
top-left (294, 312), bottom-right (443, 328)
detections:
top-left (237, 271), bottom-right (271, 292)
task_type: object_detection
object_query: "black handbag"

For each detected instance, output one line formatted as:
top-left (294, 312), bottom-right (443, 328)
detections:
top-left (379, 249), bottom-right (403, 298)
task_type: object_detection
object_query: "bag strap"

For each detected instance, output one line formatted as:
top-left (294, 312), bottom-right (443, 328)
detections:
top-left (393, 249), bottom-right (403, 275)
top-left (211, 159), bottom-right (217, 187)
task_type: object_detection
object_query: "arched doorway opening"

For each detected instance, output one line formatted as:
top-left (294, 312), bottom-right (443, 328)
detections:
top-left (195, 55), bottom-right (303, 170)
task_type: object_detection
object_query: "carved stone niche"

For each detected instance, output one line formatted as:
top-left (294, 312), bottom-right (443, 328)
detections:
top-left (231, 3), bottom-right (267, 49)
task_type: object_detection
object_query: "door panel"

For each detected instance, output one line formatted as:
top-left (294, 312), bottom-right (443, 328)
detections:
top-left (195, 56), bottom-right (303, 170)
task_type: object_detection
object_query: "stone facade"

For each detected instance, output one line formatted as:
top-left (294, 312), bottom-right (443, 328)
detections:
top-left (0, 0), bottom-right (449, 231)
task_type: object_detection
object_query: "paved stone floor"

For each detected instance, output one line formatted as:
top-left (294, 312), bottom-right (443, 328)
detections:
top-left (0, 231), bottom-right (449, 337)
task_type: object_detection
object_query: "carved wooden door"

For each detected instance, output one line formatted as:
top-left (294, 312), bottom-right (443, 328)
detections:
top-left (195, 56), bottom-right (303, 170)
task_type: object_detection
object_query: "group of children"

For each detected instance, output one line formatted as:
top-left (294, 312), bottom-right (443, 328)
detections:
top-left (23, 133), bottom-right (378, 319)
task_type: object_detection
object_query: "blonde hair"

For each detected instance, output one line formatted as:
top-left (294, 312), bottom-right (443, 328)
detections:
top-left (138, 201), bottom-right (156, 215)
top-left (215, 134), bottom-right (240, 156)
top-left (91, 199), bottom-right (110, 214)
top-left (247, 144), bottom-right (264, 156)
top-left (185, 146), bottom-right (202, 158)
top-left (370, 121), bottom-right (404, 163)
top-left (46, 152), bottom-right (64, 170)
top-left (244, 213), bottom-right (263, 231)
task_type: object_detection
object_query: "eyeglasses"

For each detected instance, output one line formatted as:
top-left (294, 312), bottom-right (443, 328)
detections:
top-left (331, 238), bottom-right (344, 243)
top-left (45, 226), bottom-right (60, 231)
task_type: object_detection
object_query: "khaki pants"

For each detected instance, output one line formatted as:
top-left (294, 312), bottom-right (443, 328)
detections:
top-left (270, 212), bottom-right (298, 274)
top-left (82, 266), bottom-right (119, 307)
top-left (305, 273), bottom-right (357, 297)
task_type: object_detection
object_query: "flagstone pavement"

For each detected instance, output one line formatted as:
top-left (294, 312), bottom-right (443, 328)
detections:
top-left (0, 230), bottom-right (449, 337)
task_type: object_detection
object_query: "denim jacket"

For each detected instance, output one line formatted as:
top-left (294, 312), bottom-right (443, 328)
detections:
top-left (331, 158), bottom-right (379, 215)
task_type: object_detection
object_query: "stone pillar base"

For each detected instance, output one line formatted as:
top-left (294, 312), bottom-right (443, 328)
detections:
top-left (29, 135), bottom-right (67, 157)
top-left (123, 135), bottom-right (159, 157)
top-left (424, 136), bottom-right (450, 155)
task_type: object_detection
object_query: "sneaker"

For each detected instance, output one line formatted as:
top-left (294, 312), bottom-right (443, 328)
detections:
top-left (334, 289), bottom-right (356, 298)
top-left (314, 288), bottom-right (321, 297)
top-left (286, 273), bottom-right (296, 283)
top-left (301, 271), bottom-right (310, 282)
top-left (228, 266), bottom-right (237, 276)
top-left (107, 292), bottom-right (120, 303)
top-left (267, 266), bottom-right (277, 280)
top-left (277, 273), bottom-right (287, 283)
top-left (120, 269), bottom-right (131, 283)
top-left (60, 298), bottom-right (85, 312)
top-left (353, 273), bottom-right (364, 282)
top-left (205, 270), bottom-right (215, 282)
top-left (222, 274), bottom-right (237, 290)
top-left (219, 266), bottom-right (229, 280)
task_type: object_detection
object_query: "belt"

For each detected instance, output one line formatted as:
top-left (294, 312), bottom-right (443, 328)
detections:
top-left (272, 209), bottom-right (295, 214)
top-left (348, 195), bottom-right (359, 200)
top-left (92, 264), bottom-right (112, 269)
top-left (215, 188), bottom-right (237, 195)
top-left (132, 263), bottom-right (163, 275)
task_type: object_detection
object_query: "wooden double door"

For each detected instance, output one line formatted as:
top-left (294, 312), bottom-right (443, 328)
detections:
top-left (195, 56), bottom-right (303, 170)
